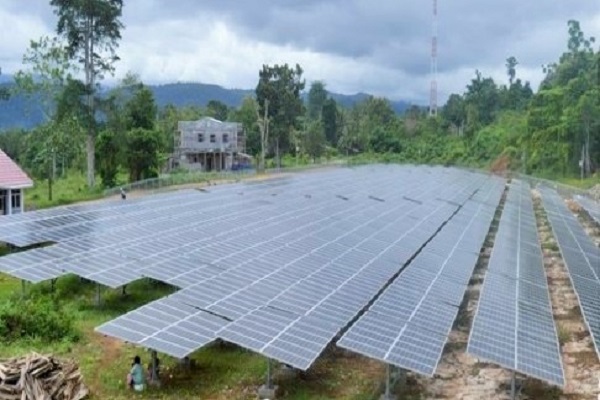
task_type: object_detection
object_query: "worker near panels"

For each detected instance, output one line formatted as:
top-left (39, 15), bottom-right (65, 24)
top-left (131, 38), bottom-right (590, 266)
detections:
top-left (120, 187), bottom-right (127, 200)
top-left (127, 355), bottom-right (145, 391)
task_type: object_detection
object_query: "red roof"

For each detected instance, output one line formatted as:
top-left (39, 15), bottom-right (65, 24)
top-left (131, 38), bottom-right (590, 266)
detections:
top-left (0, 148), bottom-right (33, 189)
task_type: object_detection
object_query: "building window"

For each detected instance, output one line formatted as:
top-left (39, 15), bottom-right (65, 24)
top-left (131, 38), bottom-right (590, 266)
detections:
top-left (198, 133), bottom-right (204, 142)
top-left (11, 190), bottom-right (21, 209)
top-left (210, 134), bottom-right (216, 143)
top-left (223, 134), bottom-right (229, 143)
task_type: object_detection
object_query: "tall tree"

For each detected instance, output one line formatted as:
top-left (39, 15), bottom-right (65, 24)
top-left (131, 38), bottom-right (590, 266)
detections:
top-left (307, 81), bottom-right (327, 120)
top-left (124, 84), bottom-right (157, 131)
top-left (321, 98), bottom-right (339, 145)
top-left (50, 0), bottom-right (124, 188)
top-left (255, 63), bottom-right (305, 167)
top-left (506, 56), bottom-right (518, 86)
top-left (125, 128), bottom-right (162, 182)
top-left (303, 120), bottom-right (326, 161)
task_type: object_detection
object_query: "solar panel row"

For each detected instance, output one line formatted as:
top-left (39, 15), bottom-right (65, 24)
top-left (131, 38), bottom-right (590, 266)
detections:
top-left (540, 188), bottom-right (600, 361)
top-left (1, 167), bottom-right (420, 284)
top-left (574, 195), bottom-right (600, 226)
top-left (468, 181), bottom-right (564, 387)
top-left (96, 167), bottom-right (494, 363)
top-left (337, 177), bottom-right (504, 376)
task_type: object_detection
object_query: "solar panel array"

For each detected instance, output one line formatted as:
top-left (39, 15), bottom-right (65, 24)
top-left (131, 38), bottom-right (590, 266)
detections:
top-left (336, 177), bottom-right (504, 376)
top-left (574, 195), bottom-right (600, 226)
top-left (95, 167), bottom-right (499, 363)
top-left (1, 166), bottom-right (418, 285)
top-left (540, 187), bottom-right (600, 361)
top-left (468, 181), bottom-right (564, 387)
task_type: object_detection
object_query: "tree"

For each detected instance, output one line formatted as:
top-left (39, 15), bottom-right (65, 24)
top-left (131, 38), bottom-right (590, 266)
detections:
top-left (96, 129), bottom-right (119, 187)
top-left (307, 81), bottom-right (327, 120)
top-left (464, 70), bottom-right (500, 128)
top-left (125, 128), bottom-right (162, 182)
top-left (14, 36), bottom-right (74, 121)
top-left (124, 84), bottom-right (156, 131)
top-left (442, 94), bottom-right (466, 134)
top-left (303, 120), bottom-right (326, 161)
top-left (321, 98), bottom-right (339, 145)
top-left (229, 96), bottom-right (260, 156)
top-left (255, 63), bottom-right (305, 167)
top-left (50, 0), bottom-right (124, 188)
top-left (15, 37), bottom-right (85, 180)
top-left (206, 100), bottom-right (228, 121)
top-left (506, 56), bottom-right (518, 85)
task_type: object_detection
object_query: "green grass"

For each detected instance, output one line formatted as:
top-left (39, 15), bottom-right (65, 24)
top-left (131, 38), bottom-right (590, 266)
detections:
top-left (0, 272), bottom-right (382, 399)
top-left (556, 175), bottom-right (600, 189)
top-left (26, 172), bottom-right (105, 210)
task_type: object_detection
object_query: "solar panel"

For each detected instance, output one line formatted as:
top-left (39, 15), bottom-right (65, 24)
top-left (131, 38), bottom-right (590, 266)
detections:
top-left (574, 195), bottom-right (600, 225)
top-left (96, 167), bottom-right (492, 361)
top-left (337, 178), bottom-right (503, 376)
top-left (540, 187), bottom-right (600, 361)
top-left (467, 181), bottom-right (565, 387)
top-left (217, 176), bottom-right (495, 370)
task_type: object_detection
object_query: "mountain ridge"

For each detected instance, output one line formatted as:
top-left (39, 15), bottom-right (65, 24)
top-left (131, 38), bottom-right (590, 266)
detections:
top-left (0, 78), bottom-right (413, 130)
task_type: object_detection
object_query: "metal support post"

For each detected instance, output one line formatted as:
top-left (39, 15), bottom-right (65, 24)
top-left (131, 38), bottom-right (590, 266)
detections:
top-left (385, 363), bottom-right (391, 398)
top-left (510, 370), bottom-right (516, 400)
top-left (266, 358), bottom-right (273, 389)
top-left (50, 279), bottom-right (56, 293)
top-left (21, 280), bottom-right (26, 299)
top-left (151, 350), bottom-right (159, 382)
top-left (122, 285), bottom-right (127, 296)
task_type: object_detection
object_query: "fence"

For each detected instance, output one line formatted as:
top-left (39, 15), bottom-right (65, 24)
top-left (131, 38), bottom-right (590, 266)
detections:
top-left (103, 159), bottom-right (349, 197)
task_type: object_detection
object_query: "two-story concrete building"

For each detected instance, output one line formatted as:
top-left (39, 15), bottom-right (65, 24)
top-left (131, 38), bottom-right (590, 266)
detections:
top-left (172, 117), bottom-right (249, 172)
top-left (0, 149), bottom-right (33, 215)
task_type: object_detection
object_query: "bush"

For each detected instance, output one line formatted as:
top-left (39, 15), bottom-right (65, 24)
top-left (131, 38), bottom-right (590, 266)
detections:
top-left (0, 296), bottom-right (79, 343)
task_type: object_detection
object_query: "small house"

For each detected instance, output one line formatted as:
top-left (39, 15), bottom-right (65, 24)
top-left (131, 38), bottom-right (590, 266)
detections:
top-left (0, 149), bottom-right (33, 215)
top-left (171, 117), bottom-right (251, 172)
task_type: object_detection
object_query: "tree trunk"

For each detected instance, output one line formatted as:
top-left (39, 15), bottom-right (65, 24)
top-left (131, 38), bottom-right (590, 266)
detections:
top-left (85, 14), bottom-right (96, 188)
top-left (86, 134), bottom-right (95, 187)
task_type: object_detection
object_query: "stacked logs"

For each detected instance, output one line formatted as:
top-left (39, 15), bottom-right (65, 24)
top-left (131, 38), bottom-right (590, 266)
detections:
top-left (0, 353), bottom-right (88, 400)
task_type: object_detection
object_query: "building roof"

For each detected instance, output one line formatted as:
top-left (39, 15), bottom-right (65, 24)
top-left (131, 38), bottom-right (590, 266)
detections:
top-left (0, 148), bottom-right (33, 189)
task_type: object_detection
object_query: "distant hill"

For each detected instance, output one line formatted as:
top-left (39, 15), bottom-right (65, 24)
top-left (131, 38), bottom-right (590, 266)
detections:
top-left (0, 79), bottom-right (412, 130)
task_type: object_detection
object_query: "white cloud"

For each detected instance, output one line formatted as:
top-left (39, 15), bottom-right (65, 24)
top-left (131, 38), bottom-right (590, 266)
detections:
top-left (0, 7), bottom-right (52, 72)
top-left (0, 0), bottom-right (599, 104)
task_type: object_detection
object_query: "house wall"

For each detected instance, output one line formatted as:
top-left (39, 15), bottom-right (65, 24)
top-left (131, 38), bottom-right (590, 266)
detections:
top-left (0, 188), bottom-right (25, 215)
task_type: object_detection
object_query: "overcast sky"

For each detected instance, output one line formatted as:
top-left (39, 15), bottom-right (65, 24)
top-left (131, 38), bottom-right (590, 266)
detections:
top-left (1, 1), bottom-right (599, 104)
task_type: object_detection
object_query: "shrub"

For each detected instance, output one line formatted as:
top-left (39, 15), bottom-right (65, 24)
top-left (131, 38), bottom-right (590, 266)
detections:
top-left (0, 296), bottom-right (79, 343)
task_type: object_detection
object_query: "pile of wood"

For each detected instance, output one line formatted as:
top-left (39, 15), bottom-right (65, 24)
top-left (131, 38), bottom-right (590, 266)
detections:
top-left (0, 353), bottom-right (88, 400)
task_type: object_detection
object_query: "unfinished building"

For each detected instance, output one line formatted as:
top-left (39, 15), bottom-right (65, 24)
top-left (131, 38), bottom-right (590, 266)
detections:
top-left (172, 117), bottom-right (249, 172)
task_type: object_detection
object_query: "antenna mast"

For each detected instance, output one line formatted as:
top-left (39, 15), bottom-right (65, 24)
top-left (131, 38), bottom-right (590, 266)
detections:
top-left (429, 0), bottom-right (438, 117)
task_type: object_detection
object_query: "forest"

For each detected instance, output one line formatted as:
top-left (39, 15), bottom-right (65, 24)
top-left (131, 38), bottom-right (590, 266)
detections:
top-left (0, 1), bottom-right (598, 200)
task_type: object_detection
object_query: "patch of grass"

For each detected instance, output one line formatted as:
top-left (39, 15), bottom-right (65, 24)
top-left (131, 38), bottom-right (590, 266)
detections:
top-left (26, 172), bottom-right (104, 210)
top-left (0, 274), bottom-right (383, 399)
top-left (556, 323), bottom-right (571, 345)
top-left (541, 241), bottom-right (559, 252)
